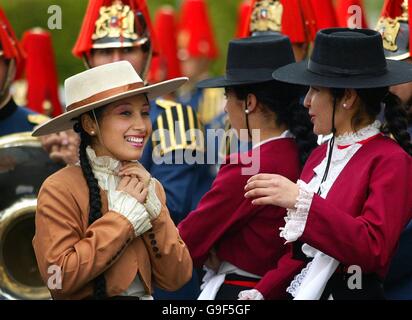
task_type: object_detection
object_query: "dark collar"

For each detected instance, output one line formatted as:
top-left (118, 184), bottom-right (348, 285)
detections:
top-left (0, 98), bottom-right (18, 121)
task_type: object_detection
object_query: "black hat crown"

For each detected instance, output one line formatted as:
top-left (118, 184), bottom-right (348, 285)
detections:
top-left (309, 28), bottom-right (387, 78)
top-left (273, 28), bottom-right (412, 89)
top-left (198, 34), bottom-right (295, 88)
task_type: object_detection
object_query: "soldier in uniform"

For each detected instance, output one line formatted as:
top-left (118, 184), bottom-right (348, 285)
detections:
top-left (72, 0), bottom-right (205, 299)
top-left (240, 0), bottom-right (317, 62)
top-left (0, 7), bottom-right (48, 136)
top-left (176, 0), bottom-right (226, 180)
top-left (376, 0), bottom-right (412, 300)
top-left (148, 6), bottom-right (182, 87)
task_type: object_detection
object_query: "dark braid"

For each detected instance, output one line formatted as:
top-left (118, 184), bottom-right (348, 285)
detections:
top-left (73, 117), bottom-right (107, 299)
top-left (382, 92), bottom-right (412, 155)
top-left (287, 100), bottom-right (318, 166)
top-left (330, 87), bottom-right (412, 156)
top-left (230, 81), bottom-right (318, 166)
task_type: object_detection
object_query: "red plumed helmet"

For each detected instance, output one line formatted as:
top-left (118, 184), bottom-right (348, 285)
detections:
top-left (72, 0), bottom-right (158, 58)
top-left (148, 6), bottom-right (181, 83)
top-left (240, 0), bottom-right (317, 44)
top-left (376, 0), bottom-right (411, 60)
top-left (20, 28), bottom-right (62, 117)
top-left (178, 0), bottom-right (219, 60)
top-left (309, 0), bottom-right (338, 30)
top-left (335, 0), bottom-right (368, 28)
top-left (235, 0), bottom-right (252, 38)
top-left (0, 7), bottom-right (24, 79)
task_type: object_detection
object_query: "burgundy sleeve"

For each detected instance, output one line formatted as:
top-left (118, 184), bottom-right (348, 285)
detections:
top-left (255, 248), bottom-right (305, 299)
top-left (178, 162), bottom-right (259, 267)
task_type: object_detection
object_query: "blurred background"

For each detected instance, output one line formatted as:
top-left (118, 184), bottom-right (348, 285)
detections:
top-left (0, 0), bottom-right (385, 83)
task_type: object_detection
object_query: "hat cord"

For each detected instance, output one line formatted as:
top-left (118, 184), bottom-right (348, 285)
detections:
top-left (317, 97), bottom-right (337, 195)
top-left (92, 109), bottom-right (104, 143)
top-left (244, 98), bottom-right (252, 139)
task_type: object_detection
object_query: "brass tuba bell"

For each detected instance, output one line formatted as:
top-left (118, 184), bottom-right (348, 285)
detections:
top-left (0, 132), bottom-right (62, 299)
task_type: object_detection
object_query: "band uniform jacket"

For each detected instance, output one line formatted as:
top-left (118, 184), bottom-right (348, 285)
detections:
top-left (33, 165), bottom-right (192, 299)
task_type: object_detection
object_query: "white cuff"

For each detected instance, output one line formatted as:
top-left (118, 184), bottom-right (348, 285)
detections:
top-left (279, 180), bottom-right (314, 243)
top-left (144, 178), bottom-right (162, 220)
top-left (108, 190), bottom-right (152, 237)
top-left (238, 289), bottom-right (264, 300)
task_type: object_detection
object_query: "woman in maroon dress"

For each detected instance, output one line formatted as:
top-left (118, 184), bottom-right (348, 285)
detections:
top-left (243, 28), bottom-right (412, 300)
top-left (178, 35), bottom-right (317, 300)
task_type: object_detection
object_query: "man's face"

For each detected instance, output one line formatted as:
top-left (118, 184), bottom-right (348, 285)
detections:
top-left (88, 46), bottom-right (149, 76)
top-left (0, 57), bottom-right (8, 92)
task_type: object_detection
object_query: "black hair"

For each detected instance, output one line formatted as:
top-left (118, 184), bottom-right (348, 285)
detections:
top-left (330, 87), bottom-right (412, 155)
top-left (228, 81), bottom-right (318, 166)
top-left (73, 108), bottom-right (107, 299)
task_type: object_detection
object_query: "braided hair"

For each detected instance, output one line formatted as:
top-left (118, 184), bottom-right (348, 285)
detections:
top-left (330, 87), bottom-right (412, 156)
top-left (73, 108), bottom-right (107, 299)
top-left (230, 81), bottom-right (318, 166)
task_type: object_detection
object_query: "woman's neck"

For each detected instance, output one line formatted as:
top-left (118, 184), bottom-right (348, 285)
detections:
top-left (335, 119), bottom-right (374, 137)
top-left (254, 125), bottom-right (288, 143)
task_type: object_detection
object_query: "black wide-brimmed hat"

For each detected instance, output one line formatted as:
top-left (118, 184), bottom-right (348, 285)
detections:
top-left (197, 34), bottom-right (295, 88)
top-left (273, 28), bottom-right (412, 89)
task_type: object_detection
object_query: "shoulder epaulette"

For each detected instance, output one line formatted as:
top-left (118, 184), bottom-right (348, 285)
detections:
top-left (152, 99), bottom-right (204, 157)
top-left (27, 114), bottom-right (50, 125)
top-left (197, 88), bottom-right (225, 125)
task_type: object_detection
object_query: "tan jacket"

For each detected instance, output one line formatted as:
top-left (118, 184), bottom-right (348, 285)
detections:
top-left (33, 166), bottom-right (192, 300)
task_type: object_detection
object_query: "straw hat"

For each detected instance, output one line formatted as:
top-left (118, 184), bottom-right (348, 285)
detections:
top-left (32, 61), bottom-right (187, 136)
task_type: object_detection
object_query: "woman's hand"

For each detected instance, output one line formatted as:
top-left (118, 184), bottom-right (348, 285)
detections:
top-left (119, 162), bottom-right (151, 188)
top-left (117, 176), bottom-right (148, 203)
top-left (244, 174), bottom-right (299, 209)
top-left (204, 248), bottom-right (221, 273)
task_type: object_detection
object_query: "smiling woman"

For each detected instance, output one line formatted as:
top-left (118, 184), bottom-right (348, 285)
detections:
top-left (30, 61), bottom-right (193, 300)
top-left (81, 95), bottom-right (152, 161)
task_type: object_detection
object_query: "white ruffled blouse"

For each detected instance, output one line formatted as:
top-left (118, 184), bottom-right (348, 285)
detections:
top-left (82, 147), bottom-right (162, 298)
top-left (280, 121), bottom-right (382, 299)
top-left (85, 146), bottom-right (161, 236)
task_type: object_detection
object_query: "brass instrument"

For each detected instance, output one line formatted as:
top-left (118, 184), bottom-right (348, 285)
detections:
top-left (0, 132), bottom-right (62, 299)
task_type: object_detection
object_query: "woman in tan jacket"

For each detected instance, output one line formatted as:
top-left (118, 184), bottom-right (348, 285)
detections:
top-left (32, 61), bottom-right (192, 300)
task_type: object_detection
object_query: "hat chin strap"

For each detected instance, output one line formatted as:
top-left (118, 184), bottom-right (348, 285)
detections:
top-left (317, 97), bottom-right (337, 195)
top-left (244, 99), bottom-right (252, 140)
top-left (91, 109), bottom-right (105, 149)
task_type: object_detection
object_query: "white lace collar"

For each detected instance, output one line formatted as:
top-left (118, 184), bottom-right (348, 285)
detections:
top-left (85, 146), bottom-right (122, 176)
top-left (335, 120), bottom-right (381, 147)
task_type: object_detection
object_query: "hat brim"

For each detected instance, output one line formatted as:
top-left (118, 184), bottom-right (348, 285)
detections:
top-left (272, 60), bottom-right (412, 89)
top-left (197, 73), bottom-right (275, 89)
top-left (32, 77), bottom-right (188, 137)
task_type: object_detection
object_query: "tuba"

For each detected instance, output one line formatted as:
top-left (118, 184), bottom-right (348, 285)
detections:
top-left (0, 132), bottom-right (62, 299)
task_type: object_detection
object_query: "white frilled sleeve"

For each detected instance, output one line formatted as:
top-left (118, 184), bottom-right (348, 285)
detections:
top-left (107, 190), bottom-right (152, 237)
top-left (144, 178), bottom-right (162, 220)
top-left (279, 180), bottom-right (315, 243)
top-left (238, 289), bottom-right (264, 300)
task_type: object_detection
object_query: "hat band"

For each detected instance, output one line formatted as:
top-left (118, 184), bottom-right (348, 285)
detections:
top-left (66, 82), bottom-right (144, 112)
top-left (307, 60), bottom-right (388, 77)
top-left (226, 68), bottom-right (275, 81)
